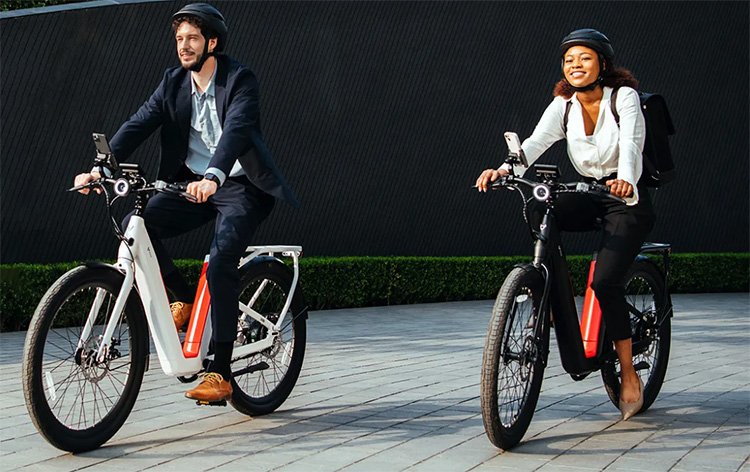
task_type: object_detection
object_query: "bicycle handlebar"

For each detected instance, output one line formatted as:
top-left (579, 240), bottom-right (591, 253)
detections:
top-left (490, 174), bottom-right (626, 204)
top-left (68, 178), bottom-right (197, 202)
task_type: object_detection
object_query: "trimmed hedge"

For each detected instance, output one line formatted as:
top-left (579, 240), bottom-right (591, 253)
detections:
top-left (1, 253), bottom-right (747, 332)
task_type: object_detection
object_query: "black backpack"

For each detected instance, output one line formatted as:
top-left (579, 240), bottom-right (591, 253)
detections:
top-left (563, 89), bottom-right (676, 187)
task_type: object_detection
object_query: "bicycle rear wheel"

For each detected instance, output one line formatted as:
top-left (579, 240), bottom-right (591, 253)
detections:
top-left (22, 265), bottom-right (148, 452)
top-left (229, 259), bottom-right (306, 416)
top-left (481, 266), bottom-right (548, 450)
top-left (601, 259), bottom-right (671, 413)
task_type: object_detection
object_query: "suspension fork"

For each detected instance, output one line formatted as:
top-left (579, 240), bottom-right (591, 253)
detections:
top-left (526, 211), bottom-right (553, 365)
top-left (86, 256), bottom-right (135, 364)
top-left (77, 288), bottom-right (107, 351)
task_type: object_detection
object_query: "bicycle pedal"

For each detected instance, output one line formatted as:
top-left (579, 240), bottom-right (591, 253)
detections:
top-left (196, 399), bottom-right (227, 407)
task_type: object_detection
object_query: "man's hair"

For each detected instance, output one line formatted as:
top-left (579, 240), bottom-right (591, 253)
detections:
top-left (171, 15), bottom-right (218, 42)
top-left (554, 66), bottom-right (639, 98)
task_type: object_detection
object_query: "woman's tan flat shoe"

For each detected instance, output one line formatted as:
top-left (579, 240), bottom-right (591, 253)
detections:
top-left (620, 376), bottom-right (644, 421)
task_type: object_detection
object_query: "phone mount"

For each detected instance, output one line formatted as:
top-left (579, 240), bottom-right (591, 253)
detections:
top-left (92, 133), bottom-right (119, 172)
top-left (506, 149), bottom-right (528, 168)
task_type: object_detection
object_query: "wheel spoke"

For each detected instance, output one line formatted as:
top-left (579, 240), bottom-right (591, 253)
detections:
top-left (26, 275), bottom-right (142, 433)
top-left (496, 285), bottom-right (540, 426)
top-left (601, 264), bottom-right (669, 414)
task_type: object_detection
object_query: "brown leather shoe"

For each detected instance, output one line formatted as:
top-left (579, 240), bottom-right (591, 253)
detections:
top-left (185, 372), bottom-right (233, 402)
top-left (170, 301), bottom-right (193, 331)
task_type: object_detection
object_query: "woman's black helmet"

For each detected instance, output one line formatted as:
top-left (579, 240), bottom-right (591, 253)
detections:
top-left (559, 28), bottom-right (614, 63)
top-left (172, 3), bottom-right (228, 52)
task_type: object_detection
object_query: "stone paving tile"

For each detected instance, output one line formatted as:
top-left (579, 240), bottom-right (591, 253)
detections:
top-left (471, 454), bottom-right (551, 471)
top-left (0, 294), bottom-right (748, 471)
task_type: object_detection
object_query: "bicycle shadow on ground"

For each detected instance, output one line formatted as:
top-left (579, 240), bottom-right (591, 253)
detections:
top-left (509, 417), bottom-right (747, 457)
top-left (75, 399), bottom-right (486, 458)
top-left (62, 389), bottom-right (748, 463)
top-left (507, 392), bottom-right (749, 457)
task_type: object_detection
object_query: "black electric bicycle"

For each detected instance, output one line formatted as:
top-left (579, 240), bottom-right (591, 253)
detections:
top-left (479, 150), bottom-right (673, 451)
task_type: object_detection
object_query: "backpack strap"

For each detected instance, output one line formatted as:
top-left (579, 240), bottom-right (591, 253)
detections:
top-left (610, 87), bottom-right (620, 126)
top-left (563, 100), bottom-right (572, 134)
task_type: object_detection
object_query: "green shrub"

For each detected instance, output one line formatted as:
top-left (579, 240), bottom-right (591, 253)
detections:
top-left (670, 253), bottom-right (750, 293)
top-left (1, 253), bottom-right (747, 332)
top-left (0, 262), bottom-right (80, 331)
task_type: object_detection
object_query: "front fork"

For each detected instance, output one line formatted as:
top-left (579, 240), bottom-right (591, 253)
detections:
top-left (77, 257), bottom-right (136, 365)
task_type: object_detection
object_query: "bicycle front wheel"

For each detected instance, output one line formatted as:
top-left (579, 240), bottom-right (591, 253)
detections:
top-left (229, 259), bottom-right (306, 416)
top-left (481, 265), bottom-right (548, 450)
top-left (22, 265), bottom-right (148, 452)
top-left (601, 259), bottom-right (671, 413)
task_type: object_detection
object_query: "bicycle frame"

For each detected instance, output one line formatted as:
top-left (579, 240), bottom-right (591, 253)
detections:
top-left (81, 215), bottom-right (302, 377)
top-left (530, 210), bottom-right (600, 376)
top-left (529, 196), bottom-right (672, 378)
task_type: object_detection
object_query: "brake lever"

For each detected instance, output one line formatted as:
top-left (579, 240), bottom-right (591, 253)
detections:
top-left (181, 191), bottom-right (198, 203)
top-left (153, 180), bottom-right (198, 202)
top-left (67, 180), bottom-right (101, 192)
top-left (574, 182), bottom-right (626, 203)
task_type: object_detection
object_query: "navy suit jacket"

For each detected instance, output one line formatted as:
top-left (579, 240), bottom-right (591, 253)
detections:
top-left (110, 54), bottom-right (299, 207)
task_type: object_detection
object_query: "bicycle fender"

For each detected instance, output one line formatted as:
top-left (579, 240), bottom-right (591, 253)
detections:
top-left (239, 255), bottom-right (280, 269)
top-left (512, 262), bottom-right (542, 274)
top-left (84, 260), bottom-right (122, 272)
top-left (633, 256), bottom-right (674, 318)
top-left (239, 256), bottom-right (309, 320)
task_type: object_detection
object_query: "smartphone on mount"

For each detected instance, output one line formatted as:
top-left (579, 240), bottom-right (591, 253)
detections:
top-left (503, 131), bottom-right (528, 167)
top-left (92, 132), bottom-right (119, 172)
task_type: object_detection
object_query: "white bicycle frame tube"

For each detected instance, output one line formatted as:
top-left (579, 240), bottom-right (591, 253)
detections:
top-left (84, 217), bottom-right (303, 377)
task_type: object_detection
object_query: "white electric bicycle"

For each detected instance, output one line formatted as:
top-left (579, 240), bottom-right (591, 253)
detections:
top-left (22, 137), bottom-right (307, 452)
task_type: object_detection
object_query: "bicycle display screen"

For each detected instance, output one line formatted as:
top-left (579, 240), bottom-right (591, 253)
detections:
top-left (534, 164), bottom-right (559, 181)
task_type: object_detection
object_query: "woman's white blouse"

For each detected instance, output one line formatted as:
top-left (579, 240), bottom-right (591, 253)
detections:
top-left (503, 86), bottom-right (646, 205)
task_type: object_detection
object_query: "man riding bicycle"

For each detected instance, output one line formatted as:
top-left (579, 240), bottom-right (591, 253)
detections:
top-left (73, 3), bottom-right (298, 403)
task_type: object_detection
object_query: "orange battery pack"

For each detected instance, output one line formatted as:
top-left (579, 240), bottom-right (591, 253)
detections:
top-left (183, 257), bottom-right (211, 358)
top-left (580, 259), bottom-right (602, 358)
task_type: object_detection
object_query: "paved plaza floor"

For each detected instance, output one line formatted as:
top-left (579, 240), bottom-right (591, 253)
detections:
top-left (0, 293), bottom-right (748, 471)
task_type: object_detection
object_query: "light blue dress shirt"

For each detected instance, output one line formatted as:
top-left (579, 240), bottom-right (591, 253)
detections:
top-left (185, 68), bottom-right (244, 185)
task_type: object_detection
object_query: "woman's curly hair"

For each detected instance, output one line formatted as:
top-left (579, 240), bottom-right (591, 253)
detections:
top-left (553, 65), bottom-right (639, 98)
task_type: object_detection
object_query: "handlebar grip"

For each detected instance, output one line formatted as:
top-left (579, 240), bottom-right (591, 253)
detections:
top-left (590, 182), bottom-right (627, 203)
top-left (153, 180), bottom-right (197, 202)
top-left (67, 180), bottom-right (102, 192)
top-left (488, 174), bottom-right (513, 188)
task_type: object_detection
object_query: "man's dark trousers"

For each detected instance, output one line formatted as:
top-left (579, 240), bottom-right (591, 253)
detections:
top-left (123, 177), bottom-right (275, 343)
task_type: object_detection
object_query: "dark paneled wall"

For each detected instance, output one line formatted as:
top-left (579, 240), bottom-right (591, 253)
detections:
top-left (2, 1), bottom-right (748, 263)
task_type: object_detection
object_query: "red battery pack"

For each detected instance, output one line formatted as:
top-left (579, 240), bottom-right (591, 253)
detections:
top-left (580, 258), bottom-right (602, 358)
top-left (183, 257), bottom-right (211, 358)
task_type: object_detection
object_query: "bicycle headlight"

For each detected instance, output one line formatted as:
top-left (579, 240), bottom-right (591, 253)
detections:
top-left (532, 184), bottom-right (550, 201)
top-left (114, 178), bottom-right (131, 197)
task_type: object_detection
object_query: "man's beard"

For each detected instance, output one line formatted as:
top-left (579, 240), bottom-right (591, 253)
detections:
top-left (180, 50), bottom-right (203, 70)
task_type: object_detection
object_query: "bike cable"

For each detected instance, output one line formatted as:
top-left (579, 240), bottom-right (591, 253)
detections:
top-left (103, 186), bottom-right (137, 264)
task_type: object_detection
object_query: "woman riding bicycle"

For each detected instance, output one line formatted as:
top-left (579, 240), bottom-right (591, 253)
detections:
top-left (476, 28), bottom-right (656, 420)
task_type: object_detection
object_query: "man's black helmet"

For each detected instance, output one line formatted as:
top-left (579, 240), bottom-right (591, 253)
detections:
top-left (172, 3), bottom-right (228, 52)
top-left (559, 28), bottom-right (614, 63)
